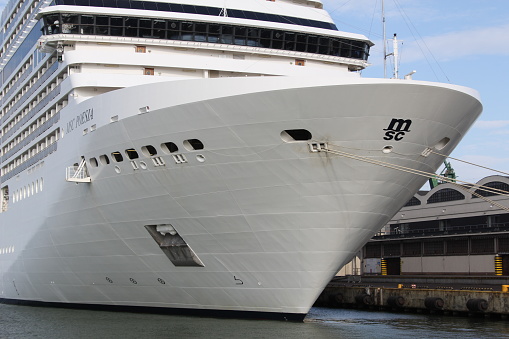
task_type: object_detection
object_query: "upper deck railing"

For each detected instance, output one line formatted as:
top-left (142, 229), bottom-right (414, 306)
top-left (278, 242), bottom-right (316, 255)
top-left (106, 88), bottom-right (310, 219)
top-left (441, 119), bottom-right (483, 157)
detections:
top-left (374, 222), bottom-right (509, 240)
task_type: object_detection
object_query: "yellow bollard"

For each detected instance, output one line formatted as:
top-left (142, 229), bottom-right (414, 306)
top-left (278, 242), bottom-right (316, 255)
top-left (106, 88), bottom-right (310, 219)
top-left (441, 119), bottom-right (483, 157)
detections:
top-left (397, 284), bottom-right (403, 289)
top-left (502, 285), bottom-right (509, 293)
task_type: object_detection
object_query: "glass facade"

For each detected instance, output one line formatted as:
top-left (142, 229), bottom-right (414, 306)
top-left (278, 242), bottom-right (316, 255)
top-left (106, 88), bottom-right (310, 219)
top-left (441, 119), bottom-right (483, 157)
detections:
top-left (41, 13), bottom-right (370, 61)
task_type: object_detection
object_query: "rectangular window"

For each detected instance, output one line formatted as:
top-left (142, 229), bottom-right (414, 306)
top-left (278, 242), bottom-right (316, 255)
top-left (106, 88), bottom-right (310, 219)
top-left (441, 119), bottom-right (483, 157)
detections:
top-left (140, 19), bottom-right (152, 37)
top-left (446, 238), bottom-right (468, 255)
top-left (471, 237), bottom-right (495, 254)
top-left (110, 17), bottom-right (124, 36)
top-left (423, 240), bottom-right (444, 255)
top-left (144, 68), bottom-right (154, 75)
top-left (154, 20), bottom-right (166, 39)
top-left (499, 237), bottom-right (509, 252)
top-left (402, 242), bottom-right (422, 257)
top-left (364, 243), bottom-right (381, 258)
top-left (383, 242), bottom-right (401, 257)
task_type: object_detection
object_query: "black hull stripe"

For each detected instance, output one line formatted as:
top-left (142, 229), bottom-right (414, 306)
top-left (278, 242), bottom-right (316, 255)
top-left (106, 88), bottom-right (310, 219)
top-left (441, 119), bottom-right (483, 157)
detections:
top-left (0, 298), bottom-right (306, 322)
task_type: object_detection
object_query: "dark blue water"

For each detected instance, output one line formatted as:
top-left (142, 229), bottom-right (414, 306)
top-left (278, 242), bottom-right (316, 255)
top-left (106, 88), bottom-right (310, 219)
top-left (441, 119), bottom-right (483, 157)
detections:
top-left (1, 304), bottom-right (509, 338)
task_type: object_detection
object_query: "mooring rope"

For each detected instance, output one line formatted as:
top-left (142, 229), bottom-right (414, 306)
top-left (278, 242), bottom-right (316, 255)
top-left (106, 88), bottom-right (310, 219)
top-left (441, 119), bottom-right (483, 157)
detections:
top-left (317, 144), bottom-right (509, 212)
top-left (429, 149), bottom-right (509, 177)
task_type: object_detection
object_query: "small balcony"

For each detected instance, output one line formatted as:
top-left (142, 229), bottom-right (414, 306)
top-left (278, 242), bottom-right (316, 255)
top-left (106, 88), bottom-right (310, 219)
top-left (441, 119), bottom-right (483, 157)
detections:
top-left (66, 160), bottom-right (91, 183)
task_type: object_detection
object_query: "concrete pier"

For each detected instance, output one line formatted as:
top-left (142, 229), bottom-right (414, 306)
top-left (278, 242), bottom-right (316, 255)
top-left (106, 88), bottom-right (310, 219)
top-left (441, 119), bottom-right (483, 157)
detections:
top-left (316, 278), bottom-right (509, 316)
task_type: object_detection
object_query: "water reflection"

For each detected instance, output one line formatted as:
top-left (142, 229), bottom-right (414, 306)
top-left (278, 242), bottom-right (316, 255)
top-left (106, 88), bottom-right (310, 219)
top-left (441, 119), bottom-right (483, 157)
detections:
top-left (1, 304), bottom-right (509, 339)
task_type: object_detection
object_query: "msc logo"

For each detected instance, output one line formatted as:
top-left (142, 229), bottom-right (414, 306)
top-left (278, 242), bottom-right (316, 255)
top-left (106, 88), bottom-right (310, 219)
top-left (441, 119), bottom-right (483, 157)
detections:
top-left (383, 118), bottom-right (412, 141)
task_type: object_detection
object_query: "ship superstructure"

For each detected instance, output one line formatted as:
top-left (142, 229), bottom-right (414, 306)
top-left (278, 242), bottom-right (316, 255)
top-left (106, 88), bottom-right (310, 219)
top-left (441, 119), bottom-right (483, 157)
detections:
top-left (0, 0), bottom-right (482, 320)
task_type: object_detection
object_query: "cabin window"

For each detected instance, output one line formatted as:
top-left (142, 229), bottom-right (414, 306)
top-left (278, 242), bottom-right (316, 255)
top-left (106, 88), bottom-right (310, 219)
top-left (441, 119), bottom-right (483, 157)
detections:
top-left (111, 151), bottom-right (123, 162)
top-left (141, 145), bottom-right (158, 157)
top-left (125, 148), bottom-right (139, 159)
top-left (99, 154), bottom-right (110, 165)
top-left (144, 68), bottom-right (154, 75)
top-left (183, 139), bottom-right (204, 151)
top-left (161, 142), bottom-right (179, 154)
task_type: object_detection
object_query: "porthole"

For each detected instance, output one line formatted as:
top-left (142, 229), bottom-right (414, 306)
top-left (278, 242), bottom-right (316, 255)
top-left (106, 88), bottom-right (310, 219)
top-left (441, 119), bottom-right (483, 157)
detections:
top-left (35, 180), bottom-right (39, 193)
top-left (89, 157), bottom-right (98, 167)
top-left (434, 137), bottom-right (450, 150)
top-left (196, 154), bottom-right (206, 163)
top-left (111, 151), bottom-right (123, 162)
top-left (99, 154), bottom-right (110, 165)
top-left (161, 142), bottom-right (178, 154)
top-left (141, 145), bottom-right (158, 157)
top-left (281, 129), bottom-right (312, 142)
top-left (40, 178), bottom-right (43, 191)
top-left (382, 146), bottom-right (393, 154)
top-left (140, 161), bottom-right (147, 169)
top-left (125, 148), bottom-right (139, 159)
top-left (183, 139), bottom-right (204, 151)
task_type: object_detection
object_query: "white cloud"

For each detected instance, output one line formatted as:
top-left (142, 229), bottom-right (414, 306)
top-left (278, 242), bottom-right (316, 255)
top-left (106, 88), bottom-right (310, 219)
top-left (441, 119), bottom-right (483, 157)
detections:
top-left (402, 24), bottom-right (509, 62)
top-left (474, 120), bottom-right (509, 130)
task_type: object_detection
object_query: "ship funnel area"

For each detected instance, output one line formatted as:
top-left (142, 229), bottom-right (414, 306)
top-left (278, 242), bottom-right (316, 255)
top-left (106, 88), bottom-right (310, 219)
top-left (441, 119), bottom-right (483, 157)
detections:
top-left (145, 224), bottom-right (204, 267)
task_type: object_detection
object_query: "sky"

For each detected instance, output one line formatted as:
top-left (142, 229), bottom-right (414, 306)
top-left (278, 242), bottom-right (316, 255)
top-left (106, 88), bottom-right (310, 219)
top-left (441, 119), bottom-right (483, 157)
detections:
top-left (322, 0), bottom-right (509, 187)
top-left (0, 0), bottom-right (507, 186)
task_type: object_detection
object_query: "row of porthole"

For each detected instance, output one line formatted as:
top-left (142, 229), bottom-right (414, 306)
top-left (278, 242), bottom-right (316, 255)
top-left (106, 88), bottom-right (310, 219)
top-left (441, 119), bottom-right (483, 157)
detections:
top-left (12, 178), bottom-right (44, 203)
top-left (104, 277), bottom-right (166, 285)
top-left (0, 246), bottom-right (15, 254)
top-left (89, 139), bottom-right (204, 167)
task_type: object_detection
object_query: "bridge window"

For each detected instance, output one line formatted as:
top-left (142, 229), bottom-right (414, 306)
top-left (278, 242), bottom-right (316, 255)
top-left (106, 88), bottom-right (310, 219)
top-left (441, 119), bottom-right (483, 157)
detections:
top-left (41, 14), bottom-right (369, 61)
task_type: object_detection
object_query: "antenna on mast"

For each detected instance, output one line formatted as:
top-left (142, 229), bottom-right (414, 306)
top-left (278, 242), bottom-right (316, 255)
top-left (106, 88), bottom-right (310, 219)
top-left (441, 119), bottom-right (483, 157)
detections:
top-left (382, 0), bottom-right (387, 78)
top-left (382, 1), bottom-right (402, 79)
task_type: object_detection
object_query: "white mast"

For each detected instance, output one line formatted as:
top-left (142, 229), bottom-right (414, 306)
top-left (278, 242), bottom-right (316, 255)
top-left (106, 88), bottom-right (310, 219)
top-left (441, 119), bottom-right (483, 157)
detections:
top-left (392, 33), bottom-right (399, 79)
top-left (382, 1), bottom-right (401, 79)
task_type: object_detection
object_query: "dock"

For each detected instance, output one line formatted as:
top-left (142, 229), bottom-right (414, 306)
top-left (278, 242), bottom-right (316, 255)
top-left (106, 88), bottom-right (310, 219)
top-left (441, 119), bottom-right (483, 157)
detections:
top-left (316, 276), bottom-right (509, 317)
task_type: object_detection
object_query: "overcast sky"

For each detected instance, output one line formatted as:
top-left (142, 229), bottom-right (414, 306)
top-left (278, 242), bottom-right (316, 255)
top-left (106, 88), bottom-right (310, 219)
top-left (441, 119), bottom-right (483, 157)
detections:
top-left (1, 0), bottom-right (507, 185)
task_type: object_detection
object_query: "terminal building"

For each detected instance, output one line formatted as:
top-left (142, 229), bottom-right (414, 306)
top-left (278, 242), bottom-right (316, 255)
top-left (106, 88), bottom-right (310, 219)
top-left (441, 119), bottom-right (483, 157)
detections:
top-left (339, 175), bottom-right (509, 277)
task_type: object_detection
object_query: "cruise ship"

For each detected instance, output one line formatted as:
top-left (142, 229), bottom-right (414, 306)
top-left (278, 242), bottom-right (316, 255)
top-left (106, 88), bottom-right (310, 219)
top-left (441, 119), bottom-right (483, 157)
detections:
top-left (0, 0), bottom-right (482, 320)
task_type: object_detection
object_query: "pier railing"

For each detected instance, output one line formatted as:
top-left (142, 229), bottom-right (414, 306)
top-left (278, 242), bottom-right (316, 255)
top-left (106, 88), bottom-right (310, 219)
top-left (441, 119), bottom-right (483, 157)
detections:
top-left (374, 222), bottom-right (509, 239)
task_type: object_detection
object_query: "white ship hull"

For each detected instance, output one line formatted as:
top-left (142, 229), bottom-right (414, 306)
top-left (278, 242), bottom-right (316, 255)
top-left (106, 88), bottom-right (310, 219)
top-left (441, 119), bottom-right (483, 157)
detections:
top-left (0, 75), bottom-right (481, 319)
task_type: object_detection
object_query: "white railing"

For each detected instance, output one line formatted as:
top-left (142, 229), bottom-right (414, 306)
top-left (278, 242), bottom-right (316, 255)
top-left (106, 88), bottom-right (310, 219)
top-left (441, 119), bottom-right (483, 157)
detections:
top-left (66, 160), bottom-right (91, 183)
